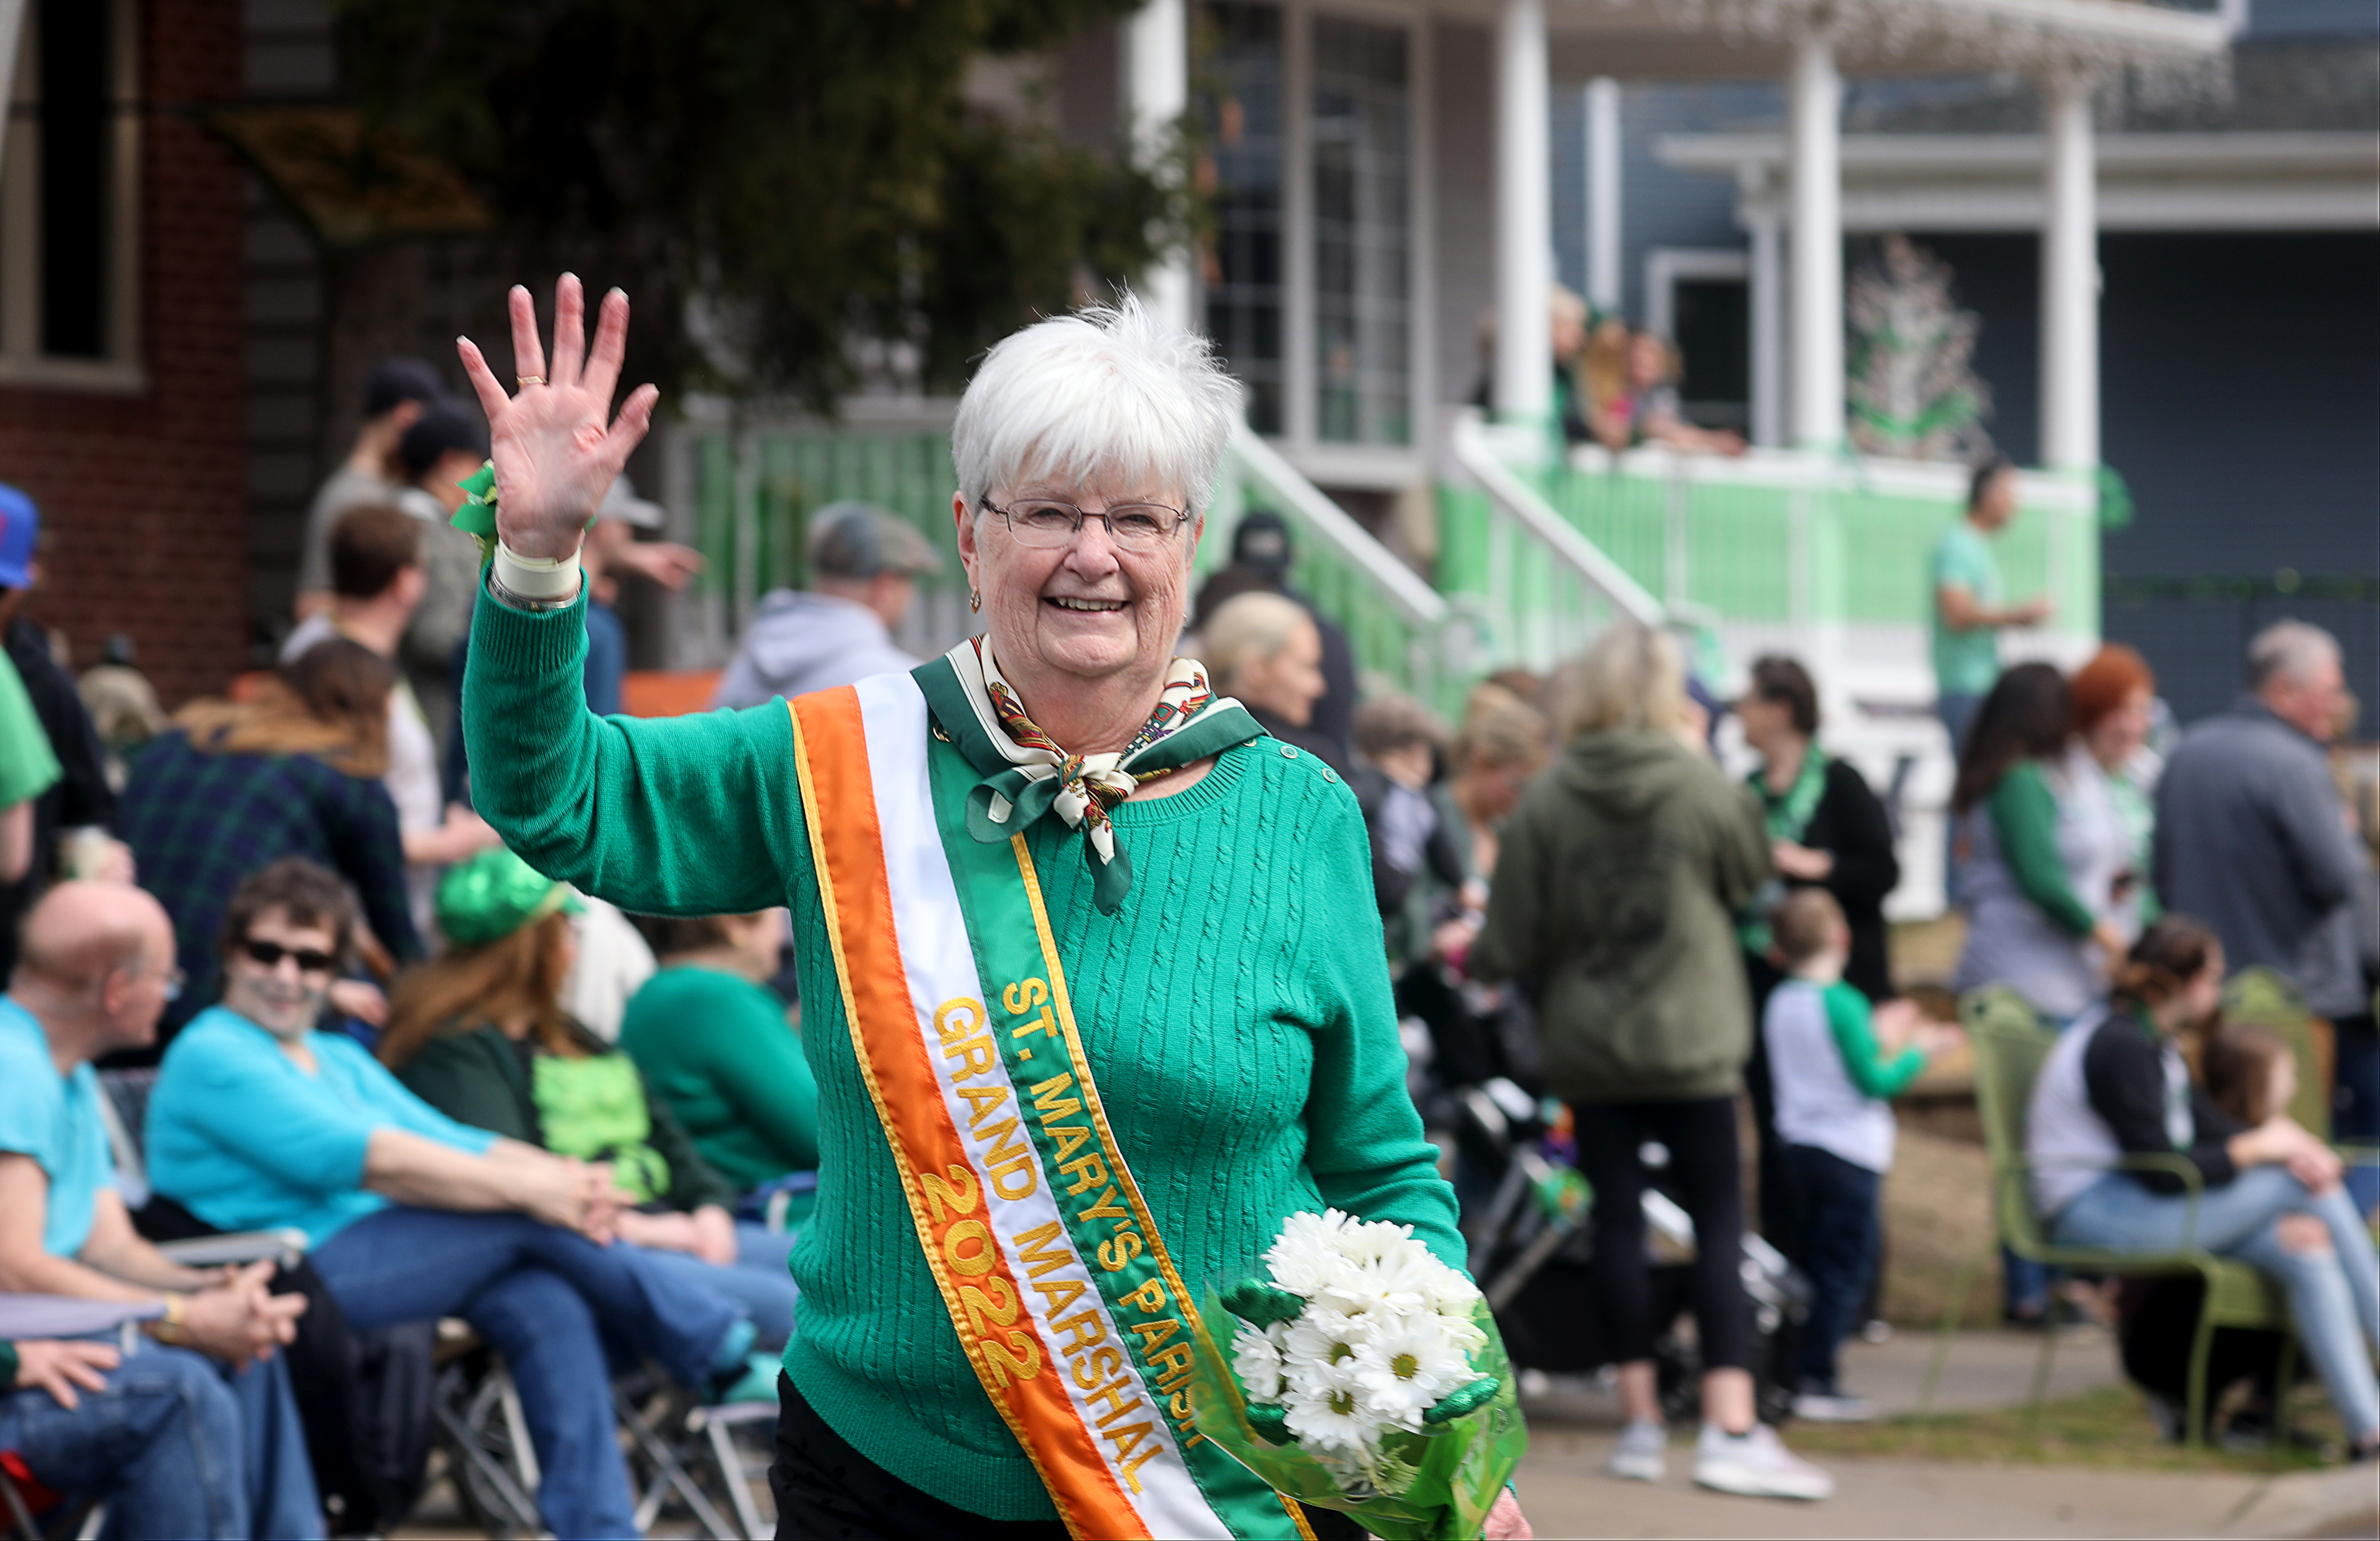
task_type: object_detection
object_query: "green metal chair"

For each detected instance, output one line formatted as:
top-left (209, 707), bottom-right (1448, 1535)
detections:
top-left (1923, 986), bottom-right (2296, 1446)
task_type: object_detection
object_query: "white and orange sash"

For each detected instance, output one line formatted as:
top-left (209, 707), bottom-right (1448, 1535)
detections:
top-left (787, 672), bottom-right (1314, 1541)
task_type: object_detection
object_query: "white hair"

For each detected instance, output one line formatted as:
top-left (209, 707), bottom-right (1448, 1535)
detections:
top-left (2248, 619), bottom-right (2340, 692)
top-left (950, 291), bottom-right (1244, 521)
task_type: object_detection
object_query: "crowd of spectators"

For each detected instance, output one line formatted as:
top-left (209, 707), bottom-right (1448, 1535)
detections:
top-left (1, 343), bottom-right (2376, 1536)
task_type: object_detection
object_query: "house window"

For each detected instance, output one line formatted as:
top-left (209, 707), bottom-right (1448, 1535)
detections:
top-left (1646, 248), bottom-right (1750, 431)
top-left (1199, 2), bottom-right (1285, 434)
top-left (0, 0), bottom-right (142, 387)
top-left (1199, 1), bottom-right (1421, 457)
top-left (1310, 15), bottom-right (1410, 446)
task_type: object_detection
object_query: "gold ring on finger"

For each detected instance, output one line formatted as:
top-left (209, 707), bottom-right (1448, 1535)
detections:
top-left (518, 375), bottom-right (546, 388)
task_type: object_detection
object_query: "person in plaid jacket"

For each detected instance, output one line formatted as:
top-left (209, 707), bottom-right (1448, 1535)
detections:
top-left (119, 639), bottom-right (418, 1041)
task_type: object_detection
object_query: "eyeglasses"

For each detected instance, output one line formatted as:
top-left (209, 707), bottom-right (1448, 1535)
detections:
top-left (241, 939), bottom-right (336, 976)
top-left (981, 497), bottom-right (1191, 553)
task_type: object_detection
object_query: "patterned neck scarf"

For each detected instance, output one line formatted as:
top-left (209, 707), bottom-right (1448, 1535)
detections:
top-left (918, 636), bottom-right (1262, 914)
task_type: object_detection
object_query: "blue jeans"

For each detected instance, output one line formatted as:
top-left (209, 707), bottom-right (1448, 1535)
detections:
top-left (0, 1342), bottom-right (319, 1541)
top-left (2053, 1166), bottom-right (2380, 1443)
top-left (627, 1222), bottom-right (799, 1352)
top-left (310, 1207), bottom-right (747, 1539)
top-left (1787, 1144), bottom-right (1881, 1393)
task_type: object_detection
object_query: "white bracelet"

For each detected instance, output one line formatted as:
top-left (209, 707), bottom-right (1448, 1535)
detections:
top-left (493, 541), bottom-right (583, 603)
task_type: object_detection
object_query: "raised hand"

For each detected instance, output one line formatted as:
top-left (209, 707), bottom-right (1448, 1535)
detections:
top-left (456, 275), bottom-right (661, 562)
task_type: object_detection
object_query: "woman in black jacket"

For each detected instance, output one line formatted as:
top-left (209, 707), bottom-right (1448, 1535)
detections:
top-left (1736, 655), bottom-right (1900, 1002)
top-left (1735, 655), bottom-right (1903, 1260)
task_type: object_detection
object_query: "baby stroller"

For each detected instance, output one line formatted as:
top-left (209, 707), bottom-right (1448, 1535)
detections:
top-left (1403, 967), bottom-right (1807, 1427)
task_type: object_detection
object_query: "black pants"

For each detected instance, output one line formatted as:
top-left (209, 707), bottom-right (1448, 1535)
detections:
top-left (1573, 1096), bottom-right (1752, 1373)
top-left (1786, 1144), bottom-right (1881, 1393)
top-left (770, 1374), bottom-right (1366, 1540)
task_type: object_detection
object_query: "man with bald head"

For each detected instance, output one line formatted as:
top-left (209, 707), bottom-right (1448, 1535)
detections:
top-left (0, 881), bottom-right (323, 1538)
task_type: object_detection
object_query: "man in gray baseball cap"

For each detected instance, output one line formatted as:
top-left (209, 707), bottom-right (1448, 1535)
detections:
top-left (711, 501), bottom-right (942, 708)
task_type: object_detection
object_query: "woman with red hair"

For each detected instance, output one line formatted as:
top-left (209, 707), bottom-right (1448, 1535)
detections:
top-left (2071, 644), bottom-right (2162, 933)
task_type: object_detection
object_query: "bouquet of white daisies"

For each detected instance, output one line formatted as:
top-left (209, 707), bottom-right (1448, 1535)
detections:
top-left (1189, 1210), bottom-right (1524, 1541)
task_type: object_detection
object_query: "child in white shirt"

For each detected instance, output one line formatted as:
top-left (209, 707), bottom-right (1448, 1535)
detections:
top-left (1764, 888), bottom-right (1960, 1420)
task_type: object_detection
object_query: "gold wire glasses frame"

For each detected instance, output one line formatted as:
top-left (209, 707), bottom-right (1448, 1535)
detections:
top-left (980, 496), bottom-right (1192, 552)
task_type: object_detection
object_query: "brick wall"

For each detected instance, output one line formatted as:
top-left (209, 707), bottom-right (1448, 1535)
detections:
top-left (0, 0), bottom-right (246, 706)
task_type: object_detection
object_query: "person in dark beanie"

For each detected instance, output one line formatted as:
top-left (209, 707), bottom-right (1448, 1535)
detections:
top-left (296, 359), bottom-right (445, 619)
top-left (392, 400), bottom-right (495, 750)
top-left (1190, 509), bottom-right (1358, 767)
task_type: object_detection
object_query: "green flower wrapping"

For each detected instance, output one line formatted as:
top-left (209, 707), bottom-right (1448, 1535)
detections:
top-left (1189, 1285), bottom-right (1526, 1541)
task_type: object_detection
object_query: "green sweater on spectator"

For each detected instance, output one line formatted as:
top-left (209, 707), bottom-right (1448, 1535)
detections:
top-left (461, 584), bottom-right (1461, 1523)
top-left (620, 964), bottom-right (819, 1211)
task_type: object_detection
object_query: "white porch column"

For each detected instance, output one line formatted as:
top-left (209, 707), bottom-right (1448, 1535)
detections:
top-left (1124, 0), bottom-right (1195, 334)
top-left (1786, 27), bottom-right (1843, 450)
top-left (1494, 0), bottom-right (1553, 425)
top-left (1584, 77), bottom-right (1622, 314)
top-left (1745, 177), bottom-right (1784, 449)
top-left (2039, 67), bottom-right (2100, 471)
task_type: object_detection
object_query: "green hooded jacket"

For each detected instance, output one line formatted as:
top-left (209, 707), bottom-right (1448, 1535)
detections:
top-left (1470, 728), bottom-right (1772, 1105)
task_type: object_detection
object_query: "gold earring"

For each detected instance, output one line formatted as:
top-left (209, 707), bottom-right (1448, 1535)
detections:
top-left (969, 589), bottom-right (982, 613)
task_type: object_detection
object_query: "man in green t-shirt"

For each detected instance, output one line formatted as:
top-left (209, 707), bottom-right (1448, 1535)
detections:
top-left (1931, 455), bottom-right (2050, 753)
top-left (0, 648), bottom-right (61, 885)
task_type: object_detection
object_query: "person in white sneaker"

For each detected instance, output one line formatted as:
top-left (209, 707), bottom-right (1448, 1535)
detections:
top-left (1763, 890), bottom-right (1961, 1424)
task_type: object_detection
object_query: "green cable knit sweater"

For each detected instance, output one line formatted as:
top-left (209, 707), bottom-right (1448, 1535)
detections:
top-left (463, 587), bottom-right (1464, 1522)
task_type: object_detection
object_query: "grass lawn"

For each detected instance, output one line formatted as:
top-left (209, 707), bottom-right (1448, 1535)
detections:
top-left (1788, 1384), bottom-right (2344, 1474)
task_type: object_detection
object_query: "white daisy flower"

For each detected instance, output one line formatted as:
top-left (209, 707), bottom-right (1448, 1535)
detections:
top-left (1279, 1355), bottom-right (1382, 1455)
top-left (1231, 1322), bottom-right (1287, 1405)
top-left (1264, 1210), bottom-right (1362, 1296)
top-left (1352, 1315), bottom-right (1474, 1423)
top-left (1280, 1308), bottom-right (1371, 1392)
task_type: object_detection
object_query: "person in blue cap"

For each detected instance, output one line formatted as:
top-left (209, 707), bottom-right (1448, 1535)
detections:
top-left (0, 484), bottom-right (117, 984)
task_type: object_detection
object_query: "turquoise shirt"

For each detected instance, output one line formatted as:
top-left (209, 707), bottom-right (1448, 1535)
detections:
top-left (1930, 520), bottom-right (2003, 696)
top-left (0, 998), bottom-right (115, 1258)
top-left (146, 1005), bottom-right (496, 1245)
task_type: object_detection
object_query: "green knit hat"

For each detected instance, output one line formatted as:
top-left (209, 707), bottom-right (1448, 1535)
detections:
top-left (436, 847), bottom-right (583, 949)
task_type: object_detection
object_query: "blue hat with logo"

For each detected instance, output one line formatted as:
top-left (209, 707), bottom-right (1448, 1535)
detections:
top-left (0, 484), bottom-right (36, 590)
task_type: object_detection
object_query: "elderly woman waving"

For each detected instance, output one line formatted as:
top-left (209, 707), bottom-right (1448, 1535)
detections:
top-left (453, 278), bottom-right (1528, 1541)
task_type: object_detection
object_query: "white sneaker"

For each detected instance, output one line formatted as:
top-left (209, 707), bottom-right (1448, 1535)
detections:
top-left (1604, 1418), bottom-right (1668, 1483)
top-left (1791, 1389), bottom-right (1876, 1423)
top-left (1693, 1424), bottom-right (1835, 1500)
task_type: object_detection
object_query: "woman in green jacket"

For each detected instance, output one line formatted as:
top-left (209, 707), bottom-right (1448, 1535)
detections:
top-left (382, 847), bottom-right (795, 1353)
top-left (1472, 620), bottom-right (1833, 1502)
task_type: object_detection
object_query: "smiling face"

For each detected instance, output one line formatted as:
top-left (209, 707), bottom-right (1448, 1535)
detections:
top-left (220, 905), bottom-right (339, 1041)
top-left (953, 478), bottom-right (1201, 692)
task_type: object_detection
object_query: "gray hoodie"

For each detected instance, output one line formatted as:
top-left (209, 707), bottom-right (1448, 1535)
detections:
top-left (711, 591), bottom-right (922, 709)
top-left (1471, 728), bottom-right (1772, 1105)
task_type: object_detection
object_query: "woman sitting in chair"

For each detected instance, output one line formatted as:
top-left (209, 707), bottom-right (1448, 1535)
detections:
top-left (380, 848), bottom-right (796, 1354)
top-left (2028, 916), bottom-right (2380, 1461)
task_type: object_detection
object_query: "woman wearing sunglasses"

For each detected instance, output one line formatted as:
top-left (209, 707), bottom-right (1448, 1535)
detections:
top-left (147, 858), bottom-right (774, 1540)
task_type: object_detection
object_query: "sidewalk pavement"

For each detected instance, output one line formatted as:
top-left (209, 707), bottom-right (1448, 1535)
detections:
top-left (1512, 1328), bottom-right (2376, 1541)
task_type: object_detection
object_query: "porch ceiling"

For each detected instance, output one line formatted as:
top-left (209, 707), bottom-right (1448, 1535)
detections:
top-left (1431, 0), bottom-right (2231, 81)
top-left (1657, 130), bottom-right (2380, 230)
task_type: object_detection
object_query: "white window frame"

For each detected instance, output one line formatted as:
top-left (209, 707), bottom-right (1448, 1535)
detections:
top-left (0, 0), bottom-right (144, 394)
top-left (1645, 245), bottom-right (1750, 429)
top-left (1244, 0), bottom-right (1430, 488)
